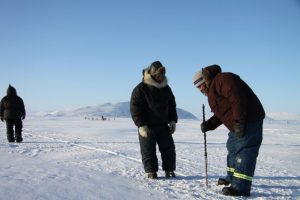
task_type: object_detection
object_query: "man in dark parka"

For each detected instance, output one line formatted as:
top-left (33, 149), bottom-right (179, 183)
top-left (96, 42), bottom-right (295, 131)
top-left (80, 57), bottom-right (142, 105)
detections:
top-left (193, 65), bottom-right (265, 196)
top-left (130, 61), bottom-right (178, 179)
top-left (0, 85), bottom-right (26, 142)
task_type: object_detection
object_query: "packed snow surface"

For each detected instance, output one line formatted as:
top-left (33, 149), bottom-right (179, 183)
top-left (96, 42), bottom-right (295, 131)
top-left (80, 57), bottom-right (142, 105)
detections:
top-left (1, 116), bottom-right (299, 199)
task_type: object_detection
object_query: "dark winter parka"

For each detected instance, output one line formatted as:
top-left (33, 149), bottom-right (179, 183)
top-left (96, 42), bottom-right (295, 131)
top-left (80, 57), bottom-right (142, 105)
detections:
top-left (130, 69), bottom-right (178, 127)
top-left (0, 85), bottom-right (26, 120)
top-left (204, 66), bottom-right (265, 131)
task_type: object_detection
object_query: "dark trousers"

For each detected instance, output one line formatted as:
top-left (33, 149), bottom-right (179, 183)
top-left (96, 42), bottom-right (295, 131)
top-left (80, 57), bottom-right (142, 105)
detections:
top-left (226, 120), bottom-right (263, 194)
top-left (6, 119), bottom-right (23, 142)
top-left (139, 125), bottom-right (176, 173)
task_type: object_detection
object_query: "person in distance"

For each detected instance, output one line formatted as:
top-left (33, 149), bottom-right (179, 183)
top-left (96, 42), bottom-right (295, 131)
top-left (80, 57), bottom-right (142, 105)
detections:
top-left (0, 85), bottom-right (26, 143)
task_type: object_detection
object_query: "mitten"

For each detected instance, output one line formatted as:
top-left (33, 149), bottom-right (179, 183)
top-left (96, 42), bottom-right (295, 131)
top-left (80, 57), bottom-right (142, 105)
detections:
top-left (201, 121), bottom-right (211, 133)
top-left (138, 126), bottom-right (150, 138)
top-left (168, 121), bottom-right (176, 134)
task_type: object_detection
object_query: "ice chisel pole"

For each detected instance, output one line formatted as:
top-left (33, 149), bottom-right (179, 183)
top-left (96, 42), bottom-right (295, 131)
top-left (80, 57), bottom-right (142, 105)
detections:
top-left (202, 104), bottom-right (208, 187)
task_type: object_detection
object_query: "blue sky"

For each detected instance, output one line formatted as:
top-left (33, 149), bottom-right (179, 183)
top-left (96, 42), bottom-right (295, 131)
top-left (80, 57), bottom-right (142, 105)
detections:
top-left (0, 0), bottom-right (300, 117)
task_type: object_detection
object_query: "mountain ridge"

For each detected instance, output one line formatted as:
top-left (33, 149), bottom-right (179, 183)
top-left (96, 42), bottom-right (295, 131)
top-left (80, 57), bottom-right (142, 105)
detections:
top-left (40, 102), bottom-right (198, 120)
top-left (30, 102), bottom-right (300, 124)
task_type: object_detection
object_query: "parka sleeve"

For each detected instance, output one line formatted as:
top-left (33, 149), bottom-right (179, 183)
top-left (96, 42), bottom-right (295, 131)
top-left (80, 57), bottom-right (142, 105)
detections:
top-left (130, 86), bottom-right (147, 127)
top-left (20, 98), bottom-right (26, 117)
top-left (207, 114), bottom-right (222, 130)
top-left (0, 99), bottom-right (4, 118)
top-left (168, 86), bottom-right (178, 123)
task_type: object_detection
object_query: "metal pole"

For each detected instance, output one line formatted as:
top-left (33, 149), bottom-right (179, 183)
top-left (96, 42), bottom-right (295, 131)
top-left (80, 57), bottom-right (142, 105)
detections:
top-left (202, 104), bottom-right (208, 187)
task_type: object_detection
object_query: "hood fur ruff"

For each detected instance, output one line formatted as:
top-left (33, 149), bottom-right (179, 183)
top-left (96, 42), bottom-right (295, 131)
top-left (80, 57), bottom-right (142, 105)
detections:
top-left (143, 69), bottom-right (168, 88)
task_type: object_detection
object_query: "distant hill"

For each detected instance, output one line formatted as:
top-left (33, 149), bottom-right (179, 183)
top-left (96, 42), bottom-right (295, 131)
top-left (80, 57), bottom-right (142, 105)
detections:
top-left (40, 102), bottom-right (198, 120)
top-left (32, 104), bottom-right (300, 125)
top-left (265, 112), bottom-right (300, 125)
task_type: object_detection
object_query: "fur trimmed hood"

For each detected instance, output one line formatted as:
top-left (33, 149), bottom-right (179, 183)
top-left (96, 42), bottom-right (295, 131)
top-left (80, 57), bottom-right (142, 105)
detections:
top-left (143, 68), bottom-right (168, 88)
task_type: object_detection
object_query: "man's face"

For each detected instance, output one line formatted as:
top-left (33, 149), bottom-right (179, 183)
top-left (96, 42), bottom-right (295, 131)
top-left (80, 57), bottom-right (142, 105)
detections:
top-left (153, 73), bottom-right (165, 82)
top-left (152, 67), bottom-right (166, 83)
top-left (197, 82), bottom-right (208, 96)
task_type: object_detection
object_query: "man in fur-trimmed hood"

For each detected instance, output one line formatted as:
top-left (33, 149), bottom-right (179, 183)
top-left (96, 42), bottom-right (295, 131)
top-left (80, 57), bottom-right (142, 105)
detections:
top-left (130, 61), bottom-right (178, 179)
top-left (142, 61), bottom-right (168, 88)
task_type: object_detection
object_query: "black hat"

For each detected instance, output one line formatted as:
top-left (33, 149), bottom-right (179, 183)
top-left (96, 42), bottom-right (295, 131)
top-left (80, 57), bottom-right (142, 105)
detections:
top-left (149, 61), bottom-right (165, 75)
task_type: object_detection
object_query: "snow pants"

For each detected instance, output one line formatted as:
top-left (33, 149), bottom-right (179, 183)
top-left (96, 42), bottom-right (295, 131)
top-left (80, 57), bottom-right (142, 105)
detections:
top-left (139, 125), bottom-right (176, 173)
top-left (225, 120), bottom-right (263, 194)
top-left (6, 119), bottom-right (23, 142)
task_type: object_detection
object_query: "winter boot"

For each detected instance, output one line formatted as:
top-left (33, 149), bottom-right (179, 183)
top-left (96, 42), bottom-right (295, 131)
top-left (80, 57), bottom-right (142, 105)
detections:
top-left (217, 178), bottom-right (230, 186)
top-left (7, 137), bottom-right (15, 143)
top-left (147, 172), bottom-right (158, 179)
top-left (7, 134), bottom-right (15, 143)
top-left (15, 132), bottom-right (23, 143)
top-left (222, 186), bottom-right (250, 197)
top-left (165, 171), bottom-right (176, 178)
top-left (16, 137), bottom-right (23, 143)
top-left (7, 132), bottom-right (15, 142)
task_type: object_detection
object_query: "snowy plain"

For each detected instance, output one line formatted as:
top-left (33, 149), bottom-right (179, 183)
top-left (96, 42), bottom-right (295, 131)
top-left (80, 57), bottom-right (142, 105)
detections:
top-left (0, 115), bottom-right (299, 200)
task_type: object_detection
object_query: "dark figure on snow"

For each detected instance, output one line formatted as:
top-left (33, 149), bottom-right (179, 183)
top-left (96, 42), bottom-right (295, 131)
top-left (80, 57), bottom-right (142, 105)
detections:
top-left (0, 85), bottom-right (26, 143)
top-left (130, 61), bottom-right (178, 179)
top-left (193, 65), bottom-right (265, 196)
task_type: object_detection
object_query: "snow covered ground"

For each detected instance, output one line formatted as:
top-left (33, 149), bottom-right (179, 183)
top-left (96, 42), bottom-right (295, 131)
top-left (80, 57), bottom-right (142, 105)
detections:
top-left (0, 116), bottom-right (299, 200)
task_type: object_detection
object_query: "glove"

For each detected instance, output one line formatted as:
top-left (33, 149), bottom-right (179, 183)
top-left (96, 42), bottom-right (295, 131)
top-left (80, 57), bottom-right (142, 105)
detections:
top-left (168, 121), bottom-right (176, 134)
top-left (233, 120), bottom-right (245, 138)
top-left (138, 126), bottom-right (150, 138)
top-left (21, 115), bottom-right (25, 120)
top-left (200, 121), bottom-right (210, 133)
